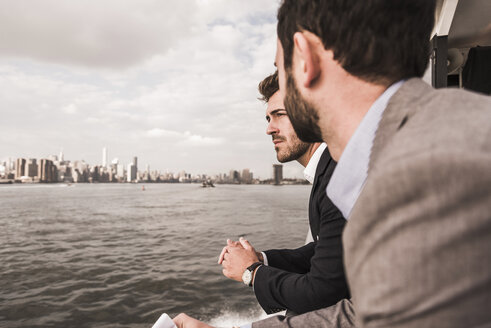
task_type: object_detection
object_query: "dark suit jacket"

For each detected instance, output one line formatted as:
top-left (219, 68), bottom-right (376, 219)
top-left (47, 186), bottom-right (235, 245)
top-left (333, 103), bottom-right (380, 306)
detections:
top-left (253, 147), bottom-right (350, 314)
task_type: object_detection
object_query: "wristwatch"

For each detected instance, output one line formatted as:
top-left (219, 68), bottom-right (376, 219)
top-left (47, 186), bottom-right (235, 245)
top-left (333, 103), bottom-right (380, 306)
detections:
top-left (242, 262), bottom-right (262, 286)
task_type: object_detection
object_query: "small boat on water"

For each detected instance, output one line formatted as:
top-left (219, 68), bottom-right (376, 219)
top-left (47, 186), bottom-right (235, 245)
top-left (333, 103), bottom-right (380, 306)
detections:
top-left (201, 180), bottom-right (215, 188)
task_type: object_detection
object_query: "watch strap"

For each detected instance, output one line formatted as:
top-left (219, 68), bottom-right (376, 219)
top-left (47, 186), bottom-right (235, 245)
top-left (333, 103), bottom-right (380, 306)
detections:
top-left (246, 262), bottom-right (262, 286)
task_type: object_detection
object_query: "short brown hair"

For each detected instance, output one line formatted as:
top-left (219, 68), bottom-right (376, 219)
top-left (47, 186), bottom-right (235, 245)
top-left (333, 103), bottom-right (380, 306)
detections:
top-left (277, 0), bottom-right (435, 85)
top-left (258, 71), bottom-right (279, 103)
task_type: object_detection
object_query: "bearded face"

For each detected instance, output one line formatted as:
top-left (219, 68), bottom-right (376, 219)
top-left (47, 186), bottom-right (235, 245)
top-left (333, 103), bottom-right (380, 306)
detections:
top-left (265, 91), bottom-right (311, 163)
top-left (273, 131), bottom-right (310, 163)
top-left (284, 69), bottom-right (324, 143)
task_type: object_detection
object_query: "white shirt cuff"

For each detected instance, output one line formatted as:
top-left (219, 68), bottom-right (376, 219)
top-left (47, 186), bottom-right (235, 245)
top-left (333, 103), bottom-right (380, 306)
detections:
top-left (261, 252), bottom-right (269, 266)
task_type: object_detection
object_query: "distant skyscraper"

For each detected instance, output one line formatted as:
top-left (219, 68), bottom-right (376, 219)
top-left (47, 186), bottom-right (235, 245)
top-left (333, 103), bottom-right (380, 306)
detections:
top-left (15, 158), bottom-right (26, 178)
top-left (241, 169), bottom-right (253, 184)
top-left (26, 159), bottom-right (38, 178)
top-left (6, 157), bottom-right (13, 174)
top-left (59, 149), bottom-right (64, 162)
top-left (102, 147), bottom-right (108, 168)
top-left (38, 159), bottom-right (57, 183)
top-left (133, 156), bottom-right (138, 168)
top-left (117, 164), bottom-right (124, 179)
top-left (273, 164), bottom-right (283, 185)
top-left (127, 163), bottom-right (137, 182)
top-left (229, 170), bottom-right (240, 183)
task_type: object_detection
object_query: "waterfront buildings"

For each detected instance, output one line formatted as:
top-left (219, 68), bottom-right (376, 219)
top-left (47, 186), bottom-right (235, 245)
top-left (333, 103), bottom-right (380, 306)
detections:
top-left (1, 149), bottom-right (306, 185)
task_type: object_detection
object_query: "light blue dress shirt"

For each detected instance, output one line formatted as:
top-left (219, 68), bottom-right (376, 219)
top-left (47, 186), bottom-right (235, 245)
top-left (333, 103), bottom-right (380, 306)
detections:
top-left (326, 80), bottom-right (404, 219)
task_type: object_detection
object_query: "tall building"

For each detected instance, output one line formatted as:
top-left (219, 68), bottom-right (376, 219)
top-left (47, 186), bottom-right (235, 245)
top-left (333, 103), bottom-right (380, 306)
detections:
top-left (6, 158), bottom-right (13, 174)
top-left (133, 156), bottom-right (138, 169)
top-left (127, 163), bottom-right (137, 182)
top-left (229, 170), bottom-right (240, 183)
top-left (73, 160), bottom-right (88, 173)
top-left (241, 169), bottom-right (253, 184)
top-left (38, 159), bottom-right (57, 182)
top-left (26, 159), bottom-right (38, 178)
top-left (15, 158), bottom-right (26, 178)
top-left (59, 149), bottom-right (64, 162)
top-left (273, 164), bottom-right (283, 185)
top-left (102, 147), bottom-right (108, 168)
top-left (117, 164), bottom-right (125, 180)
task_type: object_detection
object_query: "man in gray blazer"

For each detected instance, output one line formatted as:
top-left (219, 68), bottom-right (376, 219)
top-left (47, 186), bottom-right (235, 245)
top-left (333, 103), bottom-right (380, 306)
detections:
top-left (263, 0), bottom-right (491, 327)
top-left (172, 1), bottom-right (491, 327)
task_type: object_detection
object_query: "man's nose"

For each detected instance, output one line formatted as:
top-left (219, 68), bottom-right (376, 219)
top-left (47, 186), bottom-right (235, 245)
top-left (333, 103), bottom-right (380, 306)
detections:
top-left (266, 121), bottom-right (279, 135)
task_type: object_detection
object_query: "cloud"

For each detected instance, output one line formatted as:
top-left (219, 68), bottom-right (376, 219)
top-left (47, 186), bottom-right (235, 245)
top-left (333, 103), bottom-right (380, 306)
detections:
top-left (62, 104), bottom-right (78, 114)
top-left (183, 131), bottom-right (224, 146)
top-left (145, 128), bottom-right (223, 146)
top-left (0, 0), bottom-right (198, 69)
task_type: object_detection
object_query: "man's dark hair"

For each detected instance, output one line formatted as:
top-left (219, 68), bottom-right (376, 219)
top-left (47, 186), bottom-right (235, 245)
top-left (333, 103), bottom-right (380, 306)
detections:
top-left (277, 0), bottom-right (436, 85)
top-left (258, 71), bottom-right (279, 103)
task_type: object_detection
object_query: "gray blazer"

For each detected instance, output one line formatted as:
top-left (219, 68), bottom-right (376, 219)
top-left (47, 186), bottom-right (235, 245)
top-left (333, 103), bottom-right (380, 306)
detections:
top-left (252, 79), bottom-right (491, 328)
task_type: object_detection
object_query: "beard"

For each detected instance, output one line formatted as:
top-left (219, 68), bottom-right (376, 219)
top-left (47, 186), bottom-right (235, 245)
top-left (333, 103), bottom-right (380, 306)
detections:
top-left (284, 71), bottom-right (323, 143)
top-left (274, 134), bottom-right (310, 163)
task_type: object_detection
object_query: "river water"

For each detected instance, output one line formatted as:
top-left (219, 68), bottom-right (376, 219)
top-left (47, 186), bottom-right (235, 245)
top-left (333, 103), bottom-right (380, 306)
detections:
top-left (0, 183), bottom-right (310, 328)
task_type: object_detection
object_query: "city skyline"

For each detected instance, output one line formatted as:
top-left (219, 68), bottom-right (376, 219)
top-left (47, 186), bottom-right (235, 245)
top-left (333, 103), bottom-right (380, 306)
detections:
top-left (0, 144), bottom-right (305, 180)
top-left (2, 144), bottom-right (312, 183)
top-left (0, 0), bottom-right (306, 179)
top-left (1, 148), bottom-right (308, 185)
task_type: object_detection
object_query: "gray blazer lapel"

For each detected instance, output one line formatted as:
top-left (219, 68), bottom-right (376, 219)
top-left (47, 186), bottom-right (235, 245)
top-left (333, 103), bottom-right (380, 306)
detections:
top-left (368, 78), bottom-right (434, 173)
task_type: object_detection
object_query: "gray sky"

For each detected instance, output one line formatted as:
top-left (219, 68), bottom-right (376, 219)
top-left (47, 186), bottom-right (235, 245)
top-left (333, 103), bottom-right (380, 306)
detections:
top-left (0, 0), bottom-right (305, 179)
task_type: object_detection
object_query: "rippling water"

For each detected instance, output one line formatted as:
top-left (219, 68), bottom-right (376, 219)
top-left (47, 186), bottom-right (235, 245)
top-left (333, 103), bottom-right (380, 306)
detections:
top-left (0, 183), bottom-right (310, 328)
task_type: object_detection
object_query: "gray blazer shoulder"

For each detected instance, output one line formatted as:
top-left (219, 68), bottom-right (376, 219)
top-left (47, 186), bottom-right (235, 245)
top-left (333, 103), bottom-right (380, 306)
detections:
top-left (345, 79), bottom-right (491, 328)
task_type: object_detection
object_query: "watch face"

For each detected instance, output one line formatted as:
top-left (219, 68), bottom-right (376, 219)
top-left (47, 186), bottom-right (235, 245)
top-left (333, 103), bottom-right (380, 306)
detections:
top-left (242, 269), bottom-right (252, 286)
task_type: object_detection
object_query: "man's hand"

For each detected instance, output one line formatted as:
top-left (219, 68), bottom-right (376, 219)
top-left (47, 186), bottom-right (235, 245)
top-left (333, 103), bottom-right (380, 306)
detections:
top-left (220, 237), bottom-right (260, 282)
top-left (173, 313), bottom-right (214, 328)
top-left (218, 238), bottom-right (263, 265)
top-left (218, 239), bottom-right (241, 264)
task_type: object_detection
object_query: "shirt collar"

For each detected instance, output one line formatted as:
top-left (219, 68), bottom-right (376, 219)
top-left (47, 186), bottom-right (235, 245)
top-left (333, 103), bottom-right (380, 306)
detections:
top-left (303, 143), bottom-right (327, 184)
top-left (326, 80), bottom-right (405, 218)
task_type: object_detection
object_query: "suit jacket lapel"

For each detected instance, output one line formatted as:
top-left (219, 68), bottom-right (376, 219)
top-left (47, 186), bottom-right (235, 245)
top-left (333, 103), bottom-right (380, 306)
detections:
top-left (309, 147), bottom-right (333, 240)
top-left (369, 78), bottom-right (433, 173)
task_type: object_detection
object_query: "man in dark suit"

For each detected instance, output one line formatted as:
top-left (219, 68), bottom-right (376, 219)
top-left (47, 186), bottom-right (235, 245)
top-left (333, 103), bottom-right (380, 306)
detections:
top-left (217, 71), bottom-right (349, 316)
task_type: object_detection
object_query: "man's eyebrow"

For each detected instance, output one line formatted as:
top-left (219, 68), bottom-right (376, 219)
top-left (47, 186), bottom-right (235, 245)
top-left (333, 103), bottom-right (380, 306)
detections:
top-left (269, 108), bottom-right (286, 115)
top-left (266, 108), bottom-right (286, 120)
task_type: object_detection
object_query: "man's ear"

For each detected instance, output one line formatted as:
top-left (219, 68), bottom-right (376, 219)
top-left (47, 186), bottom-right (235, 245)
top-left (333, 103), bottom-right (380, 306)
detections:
top-left (293, 31), bottom-right (320, 88)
